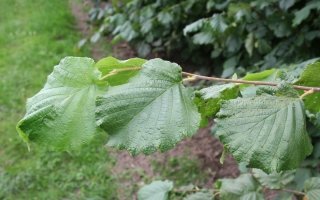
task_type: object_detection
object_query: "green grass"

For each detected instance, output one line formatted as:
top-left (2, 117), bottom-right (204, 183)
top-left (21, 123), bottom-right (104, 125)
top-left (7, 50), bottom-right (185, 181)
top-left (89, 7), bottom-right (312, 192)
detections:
top-left (0, 0), bottom-right (117, 199)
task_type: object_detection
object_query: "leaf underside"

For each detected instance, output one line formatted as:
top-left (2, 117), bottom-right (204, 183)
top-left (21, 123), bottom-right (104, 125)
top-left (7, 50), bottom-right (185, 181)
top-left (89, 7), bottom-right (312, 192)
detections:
top-left (252, 168), bottom-right (295, 189)
top-left (137, 180), bottom-right (173, 200)
top-left (95, 56), bottom-right (147, 86)
top-left (194, 83), bottom-right (239, 127)
top-left (216, 96), bottom-right (313, 173)
top-left (304, 177), bottom-right (320, 200)
top-left (17, 57), bottom-right (108, 151)
top-left (96, 58), bottom-right (200, 156)
top-left (220, 174), bottom-right (264, 200)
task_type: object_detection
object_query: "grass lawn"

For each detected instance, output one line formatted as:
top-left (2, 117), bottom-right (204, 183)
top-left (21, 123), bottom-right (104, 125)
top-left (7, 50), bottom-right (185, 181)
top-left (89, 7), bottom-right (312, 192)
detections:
top-left (0, 0), bottom-right (118, 199)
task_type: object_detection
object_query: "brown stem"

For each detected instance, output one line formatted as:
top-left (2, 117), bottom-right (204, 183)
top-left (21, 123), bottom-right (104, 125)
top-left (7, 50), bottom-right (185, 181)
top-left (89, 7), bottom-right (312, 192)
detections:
top-left (280, 188), bottom-right (305, 196)
top-left (182, 72), bottom-right (320, 92)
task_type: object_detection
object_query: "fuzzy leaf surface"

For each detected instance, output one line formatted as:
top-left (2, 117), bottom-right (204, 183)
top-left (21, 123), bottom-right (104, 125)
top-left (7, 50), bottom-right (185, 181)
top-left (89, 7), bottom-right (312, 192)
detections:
top-left (96, 59), bottom-right (200, 156)
top-left (95, 56), bottom-right (146, 86)
top-left (220, 174), bottom-right (264, 200)
top-left (295, 62), bottom-right (320, 114)
top-left (194, 83), bottom-right (239, 127)
top-left (184, 191), bottom-right (213, 200)
top-left (252, 169), bottom-right (295, 189)
top-left (17, 57), bottom-right (108, 151)
top-left (304, 177), bottom-right (320, 200)
top-left (138, 180), bottom-right (173, 200)
top-left (216, 96), bottom-right (313, 173)
top-left (240, 69), bottom-right (279, 98)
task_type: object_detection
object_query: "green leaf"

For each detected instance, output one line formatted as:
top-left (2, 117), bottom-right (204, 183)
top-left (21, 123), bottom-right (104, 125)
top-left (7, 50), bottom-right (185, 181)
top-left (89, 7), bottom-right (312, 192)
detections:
top-left (276, 81), bottom-right (299, 98)
top-left (294, 167), bottom-right (313, 191)
top-left (17, 57), bottom-right (108, 151)
top-left (226, 35), bottom-right (242, 53)
top-left (210, 14), bottom-right (228, 33)
top-left (138, 42), bottom-right (151, 57)
top-left (192, 31), bottom-right (214, 45)
top-left (240, 69), bottom-right (278, 98)
top-left (220, 174), bottom-right (264, 200)
top-left (279, 0), bottom-right (295, 11)
top-left (257, 39), bottom-right (272, 54)
top-left (184, 191), bottom-right (213, 200)
top-left (252, 169), bottom-right (295, 189)
top-left (273, 191), bottom-right (293, 200)
top-left (292, 1), bottom-right (320, 26)
top-left (295, 62), bottom-right (320, 114)
top-left (96, 58), bottom-right (201, 156)
top-left (183, 19), bottom-right (206, 36)
top-left (95, 57), bottom-right (146, 86)
top-left (245, 32), bottom-right (254, 57)
top-left (138, 180), bottom-right (173, 200)
top-left (194, 83), bottom-right (239, 127)
top-left (157, 11), bottom-right (173, 25)
top-left (141, 20), bottom-right (153, 35)
top-left (304, 177), bottom-right (320, 200)
top-left (216, 96), bottom-right (313, 173)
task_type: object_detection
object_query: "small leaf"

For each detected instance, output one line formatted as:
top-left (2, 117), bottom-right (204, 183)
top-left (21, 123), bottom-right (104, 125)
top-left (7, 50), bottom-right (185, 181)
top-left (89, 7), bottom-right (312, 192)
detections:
top-left (183, 19), bottom-right (206, 36)
top-left (295, 167), bottom-right (313, 191)
top-left (138, 180), bottom-right (173, 200)
top-left (245, 32), bottom-right (254, 57)
top-left (194, 83), bottom-right (239, 127)
top-left (219, 174), bottom-right (264, 200)
top-left (304, 177), bottom-right (320, 200)
top-left (279, 0), bottom-right (295, 11)
top-left (220, 145), bottom-right (228, 164)
top-left (141, 20), bottom-right (153, 35)
top-left (96, 59), bottom-right (200, 156)
top-left (192, 31), bottom-right (214, 45)
top-left (138, 42), bottom-right (151, 57)
top-left (184, 191), bottom-right (213, 200)
top-left (77, 38), bottom-right (87, 49)
top-left (157, 11), bottom-right (173, 25)
top-left (17, 57), bottom-right (108, 151)
top-left (292, 2), bottom-right (320, 26)
top-left (295, 62), bottom-right (320, 114)
top-left (95, 57), bottom-right (147, 86)
top-left (216, 96), bottom-right (313, 173)
top-left (210, 14), bottom-right (228, 33)
top-left (252, 168), bottom-right (295, 189)
top-left (90, 32), bottom-right (101, 43)
top-left (240, 69), bottom-right (279, 98)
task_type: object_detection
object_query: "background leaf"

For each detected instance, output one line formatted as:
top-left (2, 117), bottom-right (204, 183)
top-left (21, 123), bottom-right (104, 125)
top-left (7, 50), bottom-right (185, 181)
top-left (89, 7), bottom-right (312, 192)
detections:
top-left (295, 62), bottom-right (320, 114)
top-left (95, 57), bottom-right (146, 86)
top-left (210, 14), bottom-right (228, 33)
top-left (252, 168), bottom-right (295, 189)
top-left (17, 57), bottom-right (108, 151)
top-left (138, 180), bottom-right (173, 200)
top-left (219, 174), bottom-right (264, 200)
top-left (96, 58), bottom-right (201, 156)
top-left (184, 191), bottom-right (213, 200)
top-left (216, 96), bottom-right (313, 173)
top-left (304, 177), bottom-right (320, 200)
top-left (194, 83), bottom-right (239, 127)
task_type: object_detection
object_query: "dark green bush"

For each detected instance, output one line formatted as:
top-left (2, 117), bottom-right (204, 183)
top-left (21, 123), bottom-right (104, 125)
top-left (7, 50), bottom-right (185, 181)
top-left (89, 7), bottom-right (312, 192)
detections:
top-left (90, 0), bottom-right (320, 75)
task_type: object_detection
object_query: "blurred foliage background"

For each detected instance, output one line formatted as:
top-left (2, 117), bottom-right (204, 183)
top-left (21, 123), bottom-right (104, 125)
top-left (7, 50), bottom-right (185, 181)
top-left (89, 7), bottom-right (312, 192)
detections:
top-left (89, 0), bottom-right (320, 77)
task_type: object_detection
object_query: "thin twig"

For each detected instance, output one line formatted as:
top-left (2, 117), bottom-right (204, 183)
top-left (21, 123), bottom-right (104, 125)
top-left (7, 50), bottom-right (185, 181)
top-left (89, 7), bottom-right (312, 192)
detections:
top-left (182, 72), bottom-right (320, 92)
top-left (281, 188), bottom-right (305, 196)
top-left (300, 89), bottom-right (315, 99)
